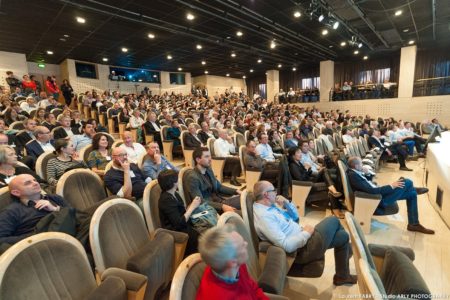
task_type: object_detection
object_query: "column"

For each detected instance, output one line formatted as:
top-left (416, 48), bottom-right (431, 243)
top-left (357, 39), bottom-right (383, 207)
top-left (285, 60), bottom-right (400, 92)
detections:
top-left (398, 45), bottom-right (417, 99)
top-left (319, 60), bottom-right (334, 102)
top-left (266, 70), bottom-right (279, 103)
top-left (159, 71), bottom-right (171, 94)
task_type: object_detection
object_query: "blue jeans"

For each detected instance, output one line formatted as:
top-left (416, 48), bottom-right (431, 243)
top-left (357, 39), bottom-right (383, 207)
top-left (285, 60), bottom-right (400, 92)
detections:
top-left (381, 178), bottom-right (419, 224)
top-left (296, 216), bottom-right (350, 278)
top-left (403, 140), bottom-right (415, 156)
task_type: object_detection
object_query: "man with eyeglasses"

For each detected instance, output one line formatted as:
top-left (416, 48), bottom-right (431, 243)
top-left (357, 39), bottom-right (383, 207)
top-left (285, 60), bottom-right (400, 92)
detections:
top-left (104, 147), bottom-right (151, 209)
top-left (252, 181), bottom-right (357, 286)
top-left (25, 126), bottom-right (55, 159)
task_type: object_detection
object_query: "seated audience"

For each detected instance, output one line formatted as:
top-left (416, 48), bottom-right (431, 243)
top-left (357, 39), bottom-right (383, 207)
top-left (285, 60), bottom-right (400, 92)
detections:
top-left (70, 110), bottom-right (84, 134)
top-left (187, 147), bottom-right (241, 212)
top-left (42, 112), bottom-right (57, 131)
top-left (0, 174), bottom-right (68, 245)
top-left (368, 128), bottom-right (411, 171)
top-left (167, 119), bottom-right (183, 156)
top-left (46, 139), bottom-right (87, 187)
top-left (87, 133), bottom-right (112, 176)
top-left (143, 112), bottom-right (162, 148)
top-left (33, 108), bottom-right (46, 124)
top-left (284, 130), bottom-right (299, 150)
top-left (71, 119), bottom-right (96, 152)
top-left (128, 109), bottom-right (144, 143)
top-left (157, 169), bottom-right (201, 255)
top-left (142, 142), bottom-right (178, 180)
top-left (341, 128), bottom-right (355, 145)
top-left (255, 133), bottom-right (281, 162)
top-left (196, 225), bottom-right (269, 300)
top-left (198, 121), bottom-right (215, 145)
top-left (347, 156), bottom-right (434, 234)
top-left (244, 140), bottom-right (278, 182)
top-left (253, 180), bottom-right (356, 286)
top-left (104, 147), bottom-right (151, 206)
top-left (25, 126), bottom-right (55, 159)
top-left (119, 130), bottom-right (146, 164)
top-left (214, 129), bottom-right (242, 186)
top-left (184, 123), bottom-right (204, 149)
top-left (53, 115), bottom-right (75, 139)
top-left (268, 130), bottom-right (283, 154)
top-left (15, 118), bottom-right (37, 153)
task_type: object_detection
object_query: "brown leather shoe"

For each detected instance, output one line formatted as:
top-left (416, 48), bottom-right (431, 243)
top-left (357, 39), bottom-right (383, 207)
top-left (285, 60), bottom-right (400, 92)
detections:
top-left (407, 224), bottom-right (435, 234)
top-left (333, 274), bottom-right (357, 286)
top-left (332, 209), bottom-right (345, 219)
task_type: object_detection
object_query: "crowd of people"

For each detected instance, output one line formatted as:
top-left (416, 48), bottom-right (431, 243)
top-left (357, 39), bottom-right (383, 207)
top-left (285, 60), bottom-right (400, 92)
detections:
top-left (0, 71), bottom-right (444, 298)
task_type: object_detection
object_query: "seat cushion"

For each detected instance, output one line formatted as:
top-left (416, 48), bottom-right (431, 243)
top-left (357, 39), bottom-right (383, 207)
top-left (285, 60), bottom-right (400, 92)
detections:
top-left (86, 276), bottom-right (127, 300)
top-left (380, 248), bottom-right (430, 298)
top-left (181, 261), bottom-right (207, 300)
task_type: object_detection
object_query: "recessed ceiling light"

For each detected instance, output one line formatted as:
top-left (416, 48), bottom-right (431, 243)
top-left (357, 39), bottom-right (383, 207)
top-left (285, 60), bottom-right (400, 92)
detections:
top-left (46, 50), bottom-right (53, 55)
top-left (121, 47), bottom-right (128, 52)
top-left (236, 31), bottom-right (243, 37)
top-left (329, 45), bottom-right (333, 48)
top-left (318, 14), bottom-right (324, 22)
top-left (138, 79), bottom-right (143, 82)
top-left (257, 59), bottom-right (262, 63)
top-left (102, 58), bottom-right (108, 62)
top-left (340, 41), bottom-right (347, 46)
top-left (76, 17), bottom-right (85, 24)
top-left (363, 56), bottom-right (368, 60)
top-left (167, 55), bottom-right (173, 60)
top-left (186, 13), bottom-right (195, 20)
top-left (403, 28), bottom-right (409, 33)
top-left (250, 69), bottom-right (254, 73)
top-left (204, 70), bottom-right (209, 74)
top-left (408, 40), bottom-right (415, 45)
top-left (196, 44), bottom-right (202, 50)
top-left (226, 36), bottom-right (231, 39)
top-left (294, 11), bottom-right (301, 18)
top-left (231, 53), bottom-right (236, 57)
top-left (358, 43), bottom-right (363, 48)
top-left (354, 50), bottom-right (359, 55)
top-left (332, 21), bottom-right (339, 30)
top-left (178, 67), bottom-right (183, 71)
top-left (226, 73), bottom-right (230, 77)
top-left (153, 74), bottom-right (157, 78)
top-left (148, 33), bottom-right (155, 39)
top-left (243, 75), bottom-right (246, 79)
top-left (270, 41), bottom-right (276, 49)
top-left (201, 60), bottom-right (206, 65)
top-left (292, 67), bottom-right (297, 71)
top-left (63, 34), bottom-right (69, 38)
top-left (322, 29), bottom-right (328, 35)
top-left (277, 64), bottom-right (282, 68)
top-left (395, 10), bottom-right (402, 16)
top-left (59, 38), bottom-right (66, 42)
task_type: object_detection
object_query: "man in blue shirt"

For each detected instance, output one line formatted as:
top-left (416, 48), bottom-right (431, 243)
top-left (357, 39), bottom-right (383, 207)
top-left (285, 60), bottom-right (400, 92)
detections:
top-left (142, 142), bottom-right (178, 180)
top-left (253, 180), bottom-right (356, 286)
top-left (255, 133), bottom-right (281, 162)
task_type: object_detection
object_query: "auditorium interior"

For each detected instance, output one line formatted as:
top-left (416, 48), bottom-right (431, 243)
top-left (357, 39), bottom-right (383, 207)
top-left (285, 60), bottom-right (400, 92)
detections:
top-left (0, 0), bottom-right (449, 299)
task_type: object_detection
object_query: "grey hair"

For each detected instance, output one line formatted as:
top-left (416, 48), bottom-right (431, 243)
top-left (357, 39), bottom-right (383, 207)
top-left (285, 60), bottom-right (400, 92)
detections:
top-left (0, 145), bottom-right (15, 164)
top-left (347, 156), bottom-right (361, 169)
top-left (253, 180), bottom-right (272, 201)
top-left (198, 224), bottom-right (237, 273)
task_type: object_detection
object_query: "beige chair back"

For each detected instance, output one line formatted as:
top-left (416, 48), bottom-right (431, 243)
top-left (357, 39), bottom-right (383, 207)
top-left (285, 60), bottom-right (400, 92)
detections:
top-left (143, 180), bottom-right (162, 234)
top-left (338, 160), bottom-right (354, 211)
top-left (35, 151), bottom-right (57, 181)
top-left (0, 186), bottom-right (12, 212)
top-left (169, 253), bottom-right (206, 300)
top-left (79, 144), bottom-right (93, 163)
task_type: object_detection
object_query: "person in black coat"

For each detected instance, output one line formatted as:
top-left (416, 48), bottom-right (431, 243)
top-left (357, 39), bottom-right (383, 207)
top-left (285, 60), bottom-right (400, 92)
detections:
top-left (183, 124), bottom-right (203, 149)
top-left (143, 112), bottom-right (162, 148)
top-left (60, 79), bottom-right (74, 107)
top-left (157, 169), bottom-right (201, 256)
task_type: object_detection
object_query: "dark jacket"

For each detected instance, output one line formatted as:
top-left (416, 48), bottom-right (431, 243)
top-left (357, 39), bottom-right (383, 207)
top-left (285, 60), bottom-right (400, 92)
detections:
top-left (198, 131), bottom-right (212, 145)
top-left (15, 131), bottom-right (33, 154)
top-left (159, 191), bottom-right (188, 232)
top-left (143, 120), bottom-right (162, 142)
top-left (347, 168), bottom-right (393, 196)
top-left (53, 127), bottom-right (73, 140)
top-left (288, 160), bottom-right (313, 181)
top-left (243, 152), bottom-right (264, 170)
top-left (25, 139), bottom-right (55, 159)
top-left (186, 167), bottom-right (237, 211)
top-left (184, 133), bottom-right (202, 149)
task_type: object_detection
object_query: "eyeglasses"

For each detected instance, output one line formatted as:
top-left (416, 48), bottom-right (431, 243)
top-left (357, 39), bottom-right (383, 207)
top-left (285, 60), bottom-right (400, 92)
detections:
top-left (113, 153), bottom-right (128, 157)
top-left (266, 189), bottom-right (276, 194)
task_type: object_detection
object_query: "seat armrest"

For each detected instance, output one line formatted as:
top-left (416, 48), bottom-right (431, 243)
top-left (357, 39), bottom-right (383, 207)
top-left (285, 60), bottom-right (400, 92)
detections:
top-left (354, 191), bottom-right (382, 200)
top-left (247, 166), bottom-right (263, 172)
top-left (368, 244), bottom-right (415, 261)
top-left (101, 267), bottom-right (147, 292)
top-left (259, 241), bottom-right (296, 258)
top-left (264, 293), bottom-right (290, 300)
top-left (88, 276), bottom-right (127, 300)
top-left (292, 180), bottom-right (314, 187)
top-left (212, 156), bottom-right (226, 160)
top-left (258, 246), bottom-right (287, 295)
top-left (154, 228), bottom-right (189, 244)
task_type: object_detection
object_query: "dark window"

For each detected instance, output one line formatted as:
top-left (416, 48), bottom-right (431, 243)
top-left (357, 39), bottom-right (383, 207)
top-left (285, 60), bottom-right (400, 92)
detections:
top-left (75, 62), bottom-right (97, 79)
top-left (169, 73), bottom-right (186, 85)
top-left (109, 67), bottom-right (160, 83)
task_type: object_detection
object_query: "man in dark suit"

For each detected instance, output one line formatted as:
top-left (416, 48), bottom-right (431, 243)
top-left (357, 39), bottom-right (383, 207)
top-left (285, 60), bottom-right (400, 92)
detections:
top-left (15, 118), bottom-right (37, 155)
top-left (198, 121), bottom-right (214, 145)
top-left (186, 147), bottom-right (241, 213)
top-left (244, 140), bottom-right (278, 182)
top-left (25, 126), bottom-right (55, 159)
top-left (367, 128), bottom-right (410, 171)
top-left (184, 123), bottom-right (204, 149)
top-left (53, 116), bottom-right (75, 140)
top-left (143, 112), bottom-right (162, 148)
top-left (347, 156), bottom-right (433, 234)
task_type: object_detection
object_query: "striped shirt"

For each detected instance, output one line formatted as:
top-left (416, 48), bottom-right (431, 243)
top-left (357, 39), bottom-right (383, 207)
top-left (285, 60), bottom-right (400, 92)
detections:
top-left (46, 157), bottom-right (86, 186)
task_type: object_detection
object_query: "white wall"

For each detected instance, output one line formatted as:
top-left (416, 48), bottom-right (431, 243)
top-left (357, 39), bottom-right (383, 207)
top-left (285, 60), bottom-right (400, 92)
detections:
top-left (0, 51), bottom-right (28, 88)
top-left (192, 75), bottom-right (246, 95)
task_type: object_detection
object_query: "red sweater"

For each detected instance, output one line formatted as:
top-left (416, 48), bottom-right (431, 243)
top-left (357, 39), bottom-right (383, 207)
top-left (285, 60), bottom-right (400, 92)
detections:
top-left (196, 265), bottom-right (269, 300)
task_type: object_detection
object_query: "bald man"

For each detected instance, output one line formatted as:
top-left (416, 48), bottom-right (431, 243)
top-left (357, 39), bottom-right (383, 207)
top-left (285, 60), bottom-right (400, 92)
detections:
top-left (213, 129), bottom-right (241, 186)
top-left (25, 126), bottom-right (55, 159)
top-left (104, 147), bottom-right (150, 207)
top-left (0, 174), bottom-right (68, 245)
top-left (119, 131), bottom-right (146, 164)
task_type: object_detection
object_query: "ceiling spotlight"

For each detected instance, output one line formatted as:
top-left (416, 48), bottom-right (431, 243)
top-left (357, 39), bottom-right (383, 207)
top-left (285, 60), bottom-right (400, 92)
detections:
top-left (63, 34), bottom-right (69, 38)
top-left (167, 55), bottom-right (173, 60)
top-left (292, 67), bottom-right (297, 71)
top-left (270, 41), bottom-right (276, 49)
top-left (395, 10), bottom-right (402, 16)
top-left (294, 11), bottom-right (301, 18)
top-left (340, 41), bottom-right (347, 46)
top-left (178, 67), bottom-right (183, 71)
top-left (322, 29), bottom-right (328, 35)
top-left (318, 14), bottom-right (324, 22)
top-left (354, 50), bottom-right (359, 55)
top-left (231, 53), bottom-right (236, 57)
top-left (76, 17), bottom-right (85, 24)
top-left (204, 70), bottom-right (209, 74)
top-left (226, 73), bottom-right (230, 77)
top-left (153, 74), bottom-right (157, 78)
top-left (250, 69), bottom-right (254, 73)
top-left (403, 28), bottom-right (410, 32)
top-left (358, 43), bottom-right (363, 48)
top-left (332, 21), bottom-right (339, 30)
top-left (186, 13), bottom-right (195, 20)
top-left (138, 79), bottom-right (143, 82)
top-left (278, 64), bottom-right (282, 68)
top-left (121, 47), bottom-right (128, 52)
top-left (46, 50), bottom-right (53, 55)
top-left (363, 56), bottom-right (368, 60)
top-left (201, 60), bottom-right (206, 65)
top-left (196, 44), bottom-right (202, 50)
top-left (257, 59), bottom-right (262, 63)
top-left (102, 58), bottom-right (108, 62)
top-left (408, 40), bottom-right (415, 45)
top-left (243, 76), bottom-right (246, 79)
top-left (148, 33), bottom-right (155, 39)
top-left (236, 31), bottom-right (243, 37)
